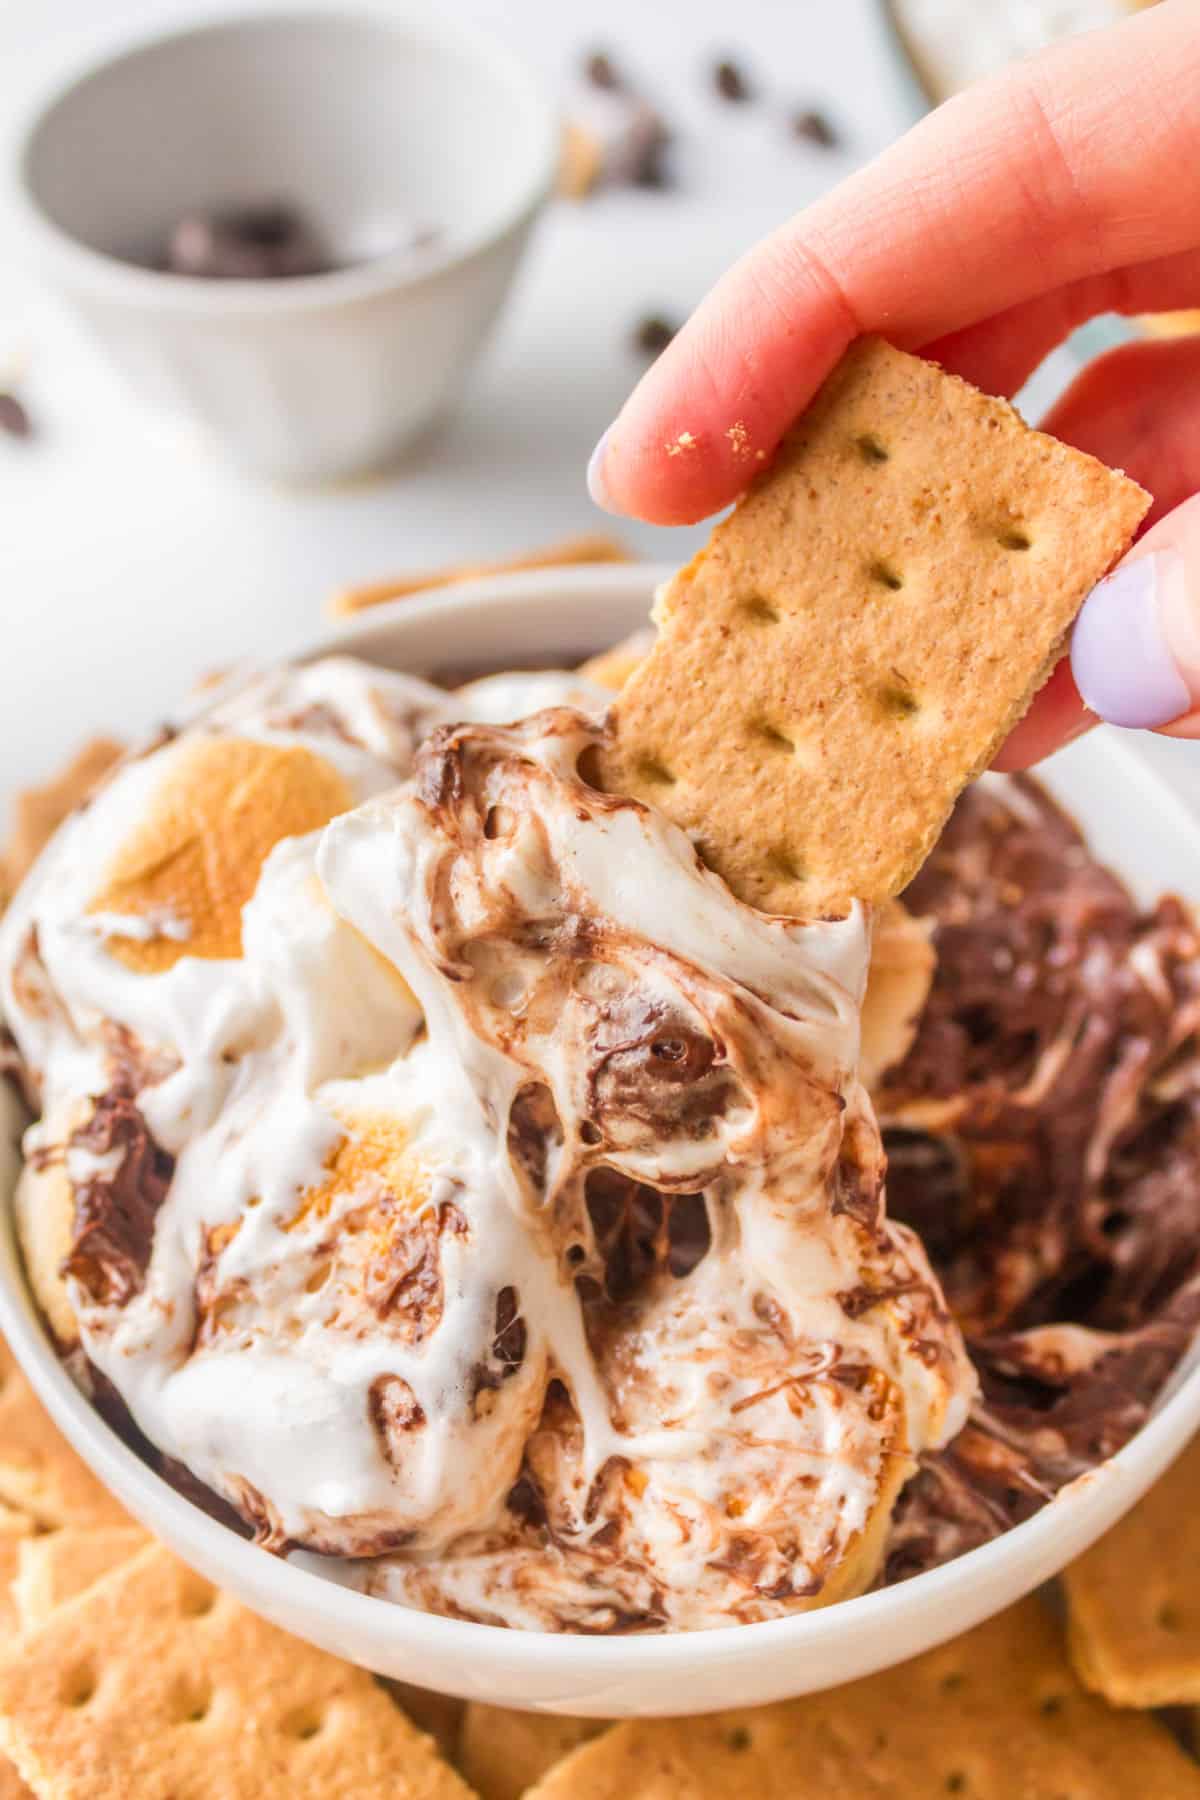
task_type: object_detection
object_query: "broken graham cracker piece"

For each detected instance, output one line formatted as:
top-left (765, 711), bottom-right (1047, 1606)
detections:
top-left (12, 1524), bottom-right (148, 1632)
top-left (0, 1338), bottom-right (129, 1530)
top-left (459, 1704), bottom-right (606, 1800)
top-left (1064, 1434), bottom-right (1200, 1707)
top-left (860, 898), bottom-right (935, 1092)
top-left (597, 337), bottom-right (1149, 917)
top-left (330, 532), bottom-right (631, 617)
top-left (525, 1597), bottom-right (1200, 1799)
top-left (0, 1543), bottom-right (476, 1800)
top-left (558, 121), bottom-right (604, 199)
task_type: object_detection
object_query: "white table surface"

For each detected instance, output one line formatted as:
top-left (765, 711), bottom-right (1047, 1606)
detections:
top-left (0, 0), bottom-right (1194, 818)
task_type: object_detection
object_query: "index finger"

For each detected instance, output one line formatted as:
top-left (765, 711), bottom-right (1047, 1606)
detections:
top-left (591, 0), bottom-right (1200, 525)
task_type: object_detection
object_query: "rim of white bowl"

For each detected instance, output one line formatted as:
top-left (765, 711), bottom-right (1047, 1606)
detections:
top-left (3, 558), bottom-right (1199, 1699)
top-left (10, 4), bottom-right (560, 316)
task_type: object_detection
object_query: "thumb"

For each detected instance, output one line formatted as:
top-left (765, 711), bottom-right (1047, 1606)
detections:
top-left (1071, 491), bottom-right (1200, 739)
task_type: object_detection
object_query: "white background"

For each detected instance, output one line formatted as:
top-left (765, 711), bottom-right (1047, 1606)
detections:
top-left (0, 0), bottom-right (1194, 813)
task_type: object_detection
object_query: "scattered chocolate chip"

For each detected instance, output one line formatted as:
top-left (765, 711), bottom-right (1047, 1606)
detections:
top-left (162, 203), bottom-right (334, 280)
top-left (610, 103), bottom-right (673, 190)
top-left (791, 108), bottom-right (839, 149)
top-left (584, 49), bottom-right (622, 91)
top-left (0, 392), bottom-right (32, 440)
top-left (632, 314), bottom-right (677, 357)
top-left (713, 58), bottom-right (752, 103)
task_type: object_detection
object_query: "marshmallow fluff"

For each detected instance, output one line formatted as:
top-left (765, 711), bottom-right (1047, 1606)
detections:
top-left (0, 655), bottom-right (975, 1631)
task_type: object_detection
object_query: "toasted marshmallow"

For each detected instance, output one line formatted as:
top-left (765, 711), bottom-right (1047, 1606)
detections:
top-left (1, 654), bottom-right (975, 1627)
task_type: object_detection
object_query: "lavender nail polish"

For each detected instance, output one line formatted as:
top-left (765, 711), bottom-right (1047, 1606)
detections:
top-left (586, 425), bottom-right (619, 514)
top-left (1070, 555), bottom-right (1191, 729)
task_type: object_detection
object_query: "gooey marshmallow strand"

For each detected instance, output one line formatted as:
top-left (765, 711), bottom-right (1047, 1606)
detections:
top-left (0, 657), bottom-right (974, 1628)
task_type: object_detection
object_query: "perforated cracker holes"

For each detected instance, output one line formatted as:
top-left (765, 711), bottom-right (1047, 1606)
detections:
top-left (597, 337), bottom-right (1148, 917)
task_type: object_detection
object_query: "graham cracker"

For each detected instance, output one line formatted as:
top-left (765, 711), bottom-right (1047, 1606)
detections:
top-left (88, 736), bottom-right (352, 974)
top-left (0, 1512), bottom-right (38, 1799)
top-left (14, 1102), bottom-right (85, 1353)
top-left (596, 338), bottom-right (1149, 916)
top-left (2, 737), bottom-right (123, 899)
top-left (383, 1684), bottom-right (466, 1764)
top-left (12, 1525), bottom-right (147, 1633)
top-left (0, 1340), bottom-right (127, 1530)
top-left (0, 1543), bottom-right (476, 1799)
top-left (558, 123), bottom-right (604, 200)
top-left (1064, 1435), bottom-right (1200, 1707)
top-left (860, 898), bottom-right (935, 1091)
top-left (0, 1506), bottom-right (35, 1642)
top-left (459, 1704), bottom-right (605, 1800)
top-left (330, 533), bottom-right (630, 617)
top-left (525, 1598), bottom-right (1200, 1798)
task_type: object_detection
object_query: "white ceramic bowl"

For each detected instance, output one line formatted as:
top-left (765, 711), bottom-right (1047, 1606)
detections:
top-left (3, 562), bottom-right (1199, 1716)
top-left (10, 8), bottom-right (557, 481)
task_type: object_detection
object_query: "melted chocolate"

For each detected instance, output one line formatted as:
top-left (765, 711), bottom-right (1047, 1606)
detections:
top-left (881, 778), bottom-right (1200, 1580)
top-left (62, 1087), bottom-right (174, 1306)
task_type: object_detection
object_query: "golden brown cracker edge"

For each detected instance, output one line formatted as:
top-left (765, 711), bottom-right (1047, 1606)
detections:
top-left (1064, 1435), bottom-right (1200, 1708)
top-left (525, 1597), bottom-right (1200, 1799)
top-left (597, 337), bottom-right (1149, 917)
top-left (458, 1704), bottom-right (607, 1800)
top-left (11, 1525), bottom-right (149, 1633)
top-left (0, 1543), bottom-right (476, 1800)
top-left (0, 1340), bottom-right (130, 1531)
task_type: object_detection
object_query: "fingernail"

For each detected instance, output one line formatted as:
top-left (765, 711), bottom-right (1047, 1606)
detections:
top-left (587, 425), bottom-right (620, 514)
top-left (1071, 552), bottom-right (1193, 729)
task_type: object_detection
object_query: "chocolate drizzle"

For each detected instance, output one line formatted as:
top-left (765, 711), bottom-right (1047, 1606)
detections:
top-left (62, 1085), bottom-right (174, 1306)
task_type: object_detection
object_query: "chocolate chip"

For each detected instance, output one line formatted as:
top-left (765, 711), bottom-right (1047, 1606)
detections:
top-left (633, 314), bottom-right (677, 357)
top-left (791, 108), bottom-right (839, 149)
top-left (0, 393), bottom-right (32, 440)
top-left (713, 58), bottom-right (752, 103)
top-left (163, 203), bottom-right (334, 280)
top-left (584, 49), bottom-right (622, 91)
top-left (608, 103), bottom-right (673, 190)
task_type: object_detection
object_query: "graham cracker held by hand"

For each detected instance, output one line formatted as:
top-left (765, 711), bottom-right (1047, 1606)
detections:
top-left (1064, 1434), bottom-right (1200, 1707)
top-left (459, 1703), bottom-right (605, 1800)
top-left (0, 1544), bottom-right (475, 1800)
top-left (525, 1597), bottom-right (1200, 1799)
top-left (597, 337), bottom-right (1149, 916)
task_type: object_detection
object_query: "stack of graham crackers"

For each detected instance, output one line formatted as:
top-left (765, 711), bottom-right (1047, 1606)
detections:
top-left (2, 339), bottom-right (1198, 1796)
top-left (1, 1334), bottom-right (1199, 1797)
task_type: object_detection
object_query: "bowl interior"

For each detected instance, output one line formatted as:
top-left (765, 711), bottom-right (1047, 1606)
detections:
top-left (4, 562), bottom-right (1200, 1714)
top-left (21, 8), bottom-right (551, 270)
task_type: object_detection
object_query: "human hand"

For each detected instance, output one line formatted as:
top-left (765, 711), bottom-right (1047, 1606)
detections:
top-left (587, 0), bottom-right (1200, 766)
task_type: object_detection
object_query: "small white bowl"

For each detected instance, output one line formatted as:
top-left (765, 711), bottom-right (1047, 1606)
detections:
top-left (11, 8), bottom-right (558, 481)
top-left (3, 562), bottom-right (1200, 1715)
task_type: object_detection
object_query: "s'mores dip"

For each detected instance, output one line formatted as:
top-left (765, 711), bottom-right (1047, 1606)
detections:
top-left (8, 341), bottom-right (1197, 1637)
